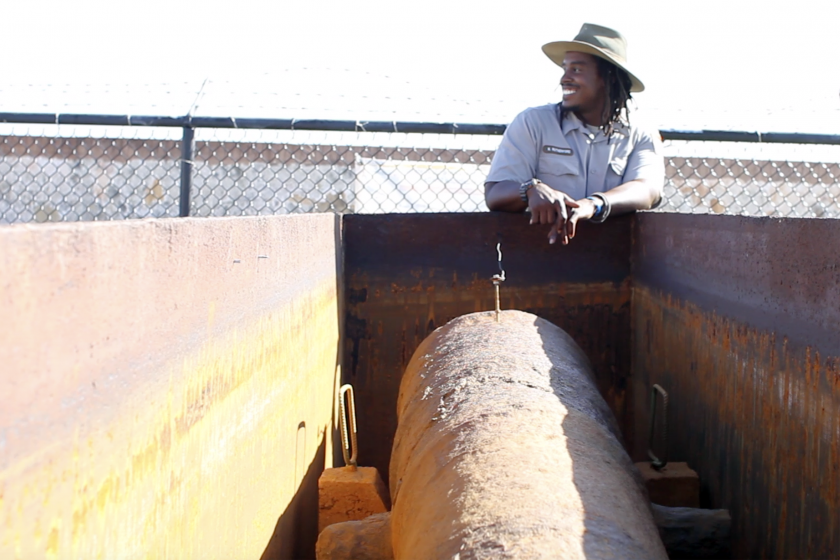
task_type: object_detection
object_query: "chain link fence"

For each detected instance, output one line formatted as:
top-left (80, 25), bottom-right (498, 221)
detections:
top-left (2, 118), bottom-right (840, 224)
top-left (659, 140), bottom-right (840, 217)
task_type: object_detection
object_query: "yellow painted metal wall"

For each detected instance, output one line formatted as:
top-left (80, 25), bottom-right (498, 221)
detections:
top-left (0, 215), bottom-right (342, 559)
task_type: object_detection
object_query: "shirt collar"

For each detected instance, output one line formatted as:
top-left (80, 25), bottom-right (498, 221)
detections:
top-left (559, 104), bottom-right (630, 138)
top-left (560, 108), bottom-right (585, 135)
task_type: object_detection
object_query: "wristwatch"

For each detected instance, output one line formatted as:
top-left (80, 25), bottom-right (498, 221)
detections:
top-left (520, 179), bottom-right (540, 202)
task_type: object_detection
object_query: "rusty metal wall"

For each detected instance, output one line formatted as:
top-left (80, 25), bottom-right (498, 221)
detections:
top-left (632, 213), bottom-right (840, 559)
top-left (0, 214), bottom-right (343, 559)
top-left (343, 212), bottom-right (634, 483)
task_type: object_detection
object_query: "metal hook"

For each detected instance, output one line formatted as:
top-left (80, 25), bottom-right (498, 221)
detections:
top-left (491, 242), bottom-right (506, 323)
top-left (648, 384), bottom-right (669, 471)
top-left (339, 384), bottom-right (358, 469)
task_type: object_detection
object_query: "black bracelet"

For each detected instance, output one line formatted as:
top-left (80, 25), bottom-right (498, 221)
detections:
top-left (586, 196), bottom-right (604, 218)
top-left (589, 192), bottom-right (611, 223)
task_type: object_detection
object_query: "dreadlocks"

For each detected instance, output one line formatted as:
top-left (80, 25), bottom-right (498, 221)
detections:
top-left (595, 57), bottom-right (633, 138)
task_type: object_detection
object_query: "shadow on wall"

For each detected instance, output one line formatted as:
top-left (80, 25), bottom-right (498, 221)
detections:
top-left (261, 435), bottom-right (327, 560)
top-left (332, 213), bottom-right (347, 469)
top-left (261, 214), bottom-right (346, 560)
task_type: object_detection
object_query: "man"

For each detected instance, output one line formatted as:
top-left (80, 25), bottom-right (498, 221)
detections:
top-left (485, 23), bottom-right (664, 244)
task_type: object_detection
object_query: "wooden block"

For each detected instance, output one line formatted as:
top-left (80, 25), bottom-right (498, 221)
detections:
top-left (635, 461), bottom-right (700, 507)
top-left (318, 466), bottom-right (390, 533)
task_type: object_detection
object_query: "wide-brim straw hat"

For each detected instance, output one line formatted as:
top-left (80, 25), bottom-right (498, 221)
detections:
top-left (542, 23), bottom-right (644, 93)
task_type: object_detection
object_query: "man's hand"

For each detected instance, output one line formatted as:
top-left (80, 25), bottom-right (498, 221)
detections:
top-left (548, 196), bottom-right (598, 245)
top-left (526, 182), bottom-right (579, 232)
top-left (486, 180), bottom-right (607, 245)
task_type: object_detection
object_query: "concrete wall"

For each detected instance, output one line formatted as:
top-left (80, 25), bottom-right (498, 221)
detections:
top-left (0, 214), bottom-right (343, 559)
top-left (632, 214), bottom-right (840, 559)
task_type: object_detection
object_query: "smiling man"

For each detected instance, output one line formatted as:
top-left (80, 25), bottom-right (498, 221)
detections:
top-left (484, 23), bottom-right (664, 244)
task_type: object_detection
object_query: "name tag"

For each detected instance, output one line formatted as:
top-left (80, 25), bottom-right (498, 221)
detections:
top-left (543, 145), bottom-right (573, 156)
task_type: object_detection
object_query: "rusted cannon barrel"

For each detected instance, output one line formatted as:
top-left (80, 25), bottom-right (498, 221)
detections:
top-left (389, 310), bottom-right (667, 559)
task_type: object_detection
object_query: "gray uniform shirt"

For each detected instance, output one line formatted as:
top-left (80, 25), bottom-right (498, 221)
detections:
top-left (486, 103), bottom-right (664, 200)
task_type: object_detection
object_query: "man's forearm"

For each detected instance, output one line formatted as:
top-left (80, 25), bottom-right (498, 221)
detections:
top-left (487, 177), bottom-right (662, 217)
top-left (484, 181), bottom-right (528, 212)
top-left (598, 179), bottom-right (662, 216)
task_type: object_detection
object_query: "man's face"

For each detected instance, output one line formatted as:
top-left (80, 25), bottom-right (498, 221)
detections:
top-left (561, 52), bottom-right (607, 120)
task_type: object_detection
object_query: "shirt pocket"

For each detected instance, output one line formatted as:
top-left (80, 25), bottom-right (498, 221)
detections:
top-left (608, 141), bottom-right (633, 180)
top-left (537, 153), bottom-right (579, 179)
top-left (610, 156), bottom-right (627, 178)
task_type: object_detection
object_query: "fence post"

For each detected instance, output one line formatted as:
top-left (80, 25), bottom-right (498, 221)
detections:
top-left (179, 125), bottom-right (194, 217)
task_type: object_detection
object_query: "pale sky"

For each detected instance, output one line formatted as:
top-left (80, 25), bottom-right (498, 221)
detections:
top-left (3, 0), bottom-right (839, 132)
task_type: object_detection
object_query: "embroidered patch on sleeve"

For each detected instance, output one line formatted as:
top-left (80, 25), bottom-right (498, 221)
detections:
top-left (543, 145), bottom-right (573, 156)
